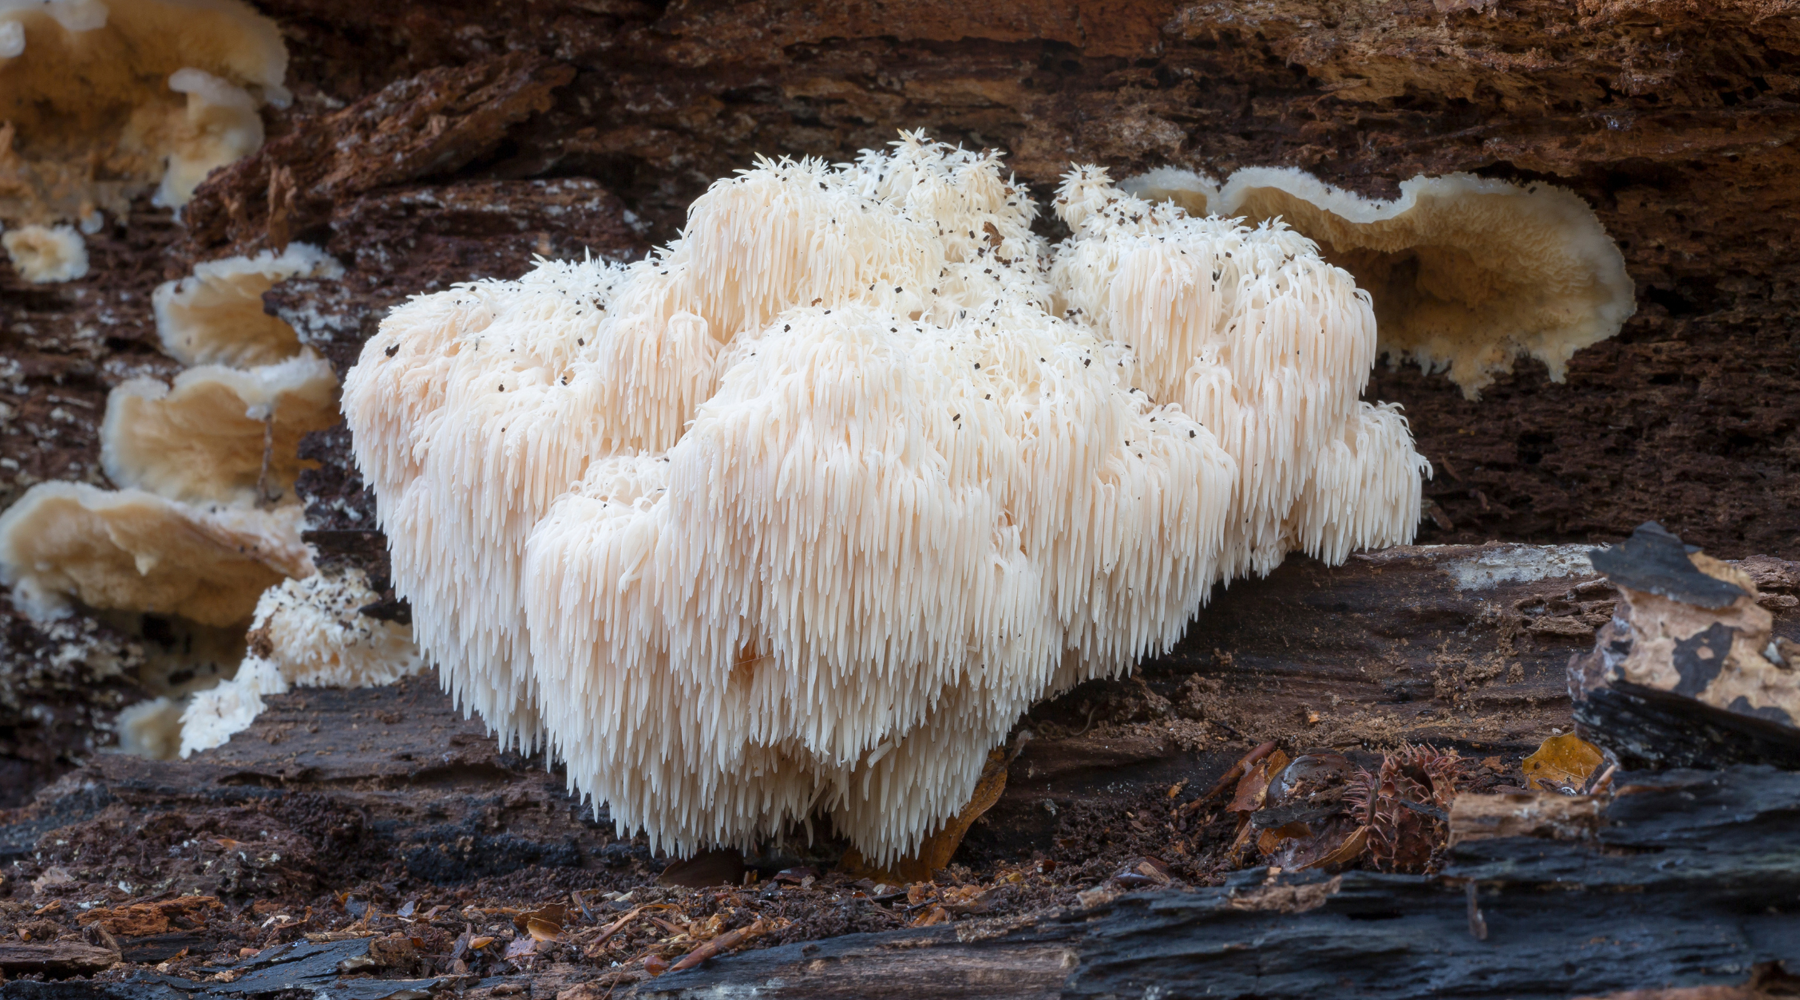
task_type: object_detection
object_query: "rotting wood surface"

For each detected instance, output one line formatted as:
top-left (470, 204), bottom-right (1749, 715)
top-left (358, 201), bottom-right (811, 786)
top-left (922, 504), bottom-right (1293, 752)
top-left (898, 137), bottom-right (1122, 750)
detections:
top-left (635, 768), bottom-right (1800, 1000)
top-left (0, 546), bottom-right (1795, 997)
top-left (3, 0), bottom-right (1800, 994)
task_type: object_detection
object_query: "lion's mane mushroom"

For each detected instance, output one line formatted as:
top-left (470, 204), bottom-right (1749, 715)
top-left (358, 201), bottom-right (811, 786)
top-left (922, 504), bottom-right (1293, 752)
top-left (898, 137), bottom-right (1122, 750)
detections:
top-left (178, 568), bottom-right (424, 756)
top-left (0, 0), bottom-right (286, 225)
top-left (1123, 166), bottom-right (1634, 398)
top-left (2, 221), bottom-right (87, 281)
top-left (154, 243), bottom-right (342, 367)
top-left (1052, 167), bottom-right (1430, 581)
top-left (101, 352), bottom-right (339, 504)
top-left (345, 134), bottom-right (1425, 863)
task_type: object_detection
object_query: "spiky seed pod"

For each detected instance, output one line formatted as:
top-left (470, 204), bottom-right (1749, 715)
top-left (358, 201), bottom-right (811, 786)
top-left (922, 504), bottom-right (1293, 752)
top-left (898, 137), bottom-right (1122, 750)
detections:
top-left (1348, 743), bottom-right (1468, 873)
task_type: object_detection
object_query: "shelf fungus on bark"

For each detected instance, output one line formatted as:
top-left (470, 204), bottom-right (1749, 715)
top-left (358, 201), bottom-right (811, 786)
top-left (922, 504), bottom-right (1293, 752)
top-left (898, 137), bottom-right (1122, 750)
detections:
top-left (344, 132), bottom-right (1430, 865)
top-left (0, 481), bottom-right (311, 627)
top-left (153, 243), bottom-right (343, 367)
top-left (102, 353), bottom-right (339, 505)
top-left (1123, 166), bottom-right (1634, 398)
top-left (1571, 522), bottom-right (1800, 769)
top-left (1, 221), bottom-right (87, 282)
top-left (0, 0), bottom-right (289, 226)
top-left (0, 243), bottom-right (350, 758)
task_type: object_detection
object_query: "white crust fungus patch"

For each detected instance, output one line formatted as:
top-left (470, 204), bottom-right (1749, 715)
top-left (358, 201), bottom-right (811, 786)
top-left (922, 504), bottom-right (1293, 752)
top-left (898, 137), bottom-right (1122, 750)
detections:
top-left (1, 221), bottom-right (87, 281)
top-left (344, 134), bottom-right (1431, 865)
top-left (0, 0), bottom-right (288, 224)
top-left (1439, 543), bottom-right (1596, 590)
top-left (178, 569), bottom-right (424, 757)
top-left (0, 481), bottom-right (312, 628)
top-left (154, 243), bottom-right (343, 367)
top-left (1123, 166), bottom-right (1634, 398)
top-left (101, 353), bottom-right (340, 505)
top-left (116, 695), bottom-right (184, 759)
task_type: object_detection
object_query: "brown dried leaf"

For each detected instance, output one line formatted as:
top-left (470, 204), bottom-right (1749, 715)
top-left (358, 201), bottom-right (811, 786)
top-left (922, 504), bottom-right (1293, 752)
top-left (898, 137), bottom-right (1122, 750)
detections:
top-left (1230, 750), bottom-right (1290, 814)
top-left (1302, 825), bottom-right (1371, 870)
top-left (514, 903), bottom-right (566, 932)
top-left (911, 904), bottom-right (951, 927)
top-left (1255, 821), bottom-right (1312, 855)
top-left (503, 936), bottom-right (537, 960)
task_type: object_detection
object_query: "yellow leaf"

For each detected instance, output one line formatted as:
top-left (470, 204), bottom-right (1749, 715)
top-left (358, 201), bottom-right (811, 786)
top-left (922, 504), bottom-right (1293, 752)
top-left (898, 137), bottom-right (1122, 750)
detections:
top-left (1522, 733), bottom-right (1604, 792)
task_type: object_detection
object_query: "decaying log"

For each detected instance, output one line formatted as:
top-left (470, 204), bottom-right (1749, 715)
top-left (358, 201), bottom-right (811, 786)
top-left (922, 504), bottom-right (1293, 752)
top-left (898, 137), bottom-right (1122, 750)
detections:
top-left (0, 545), bottom-right (1794, 998)
top-left (0, 942), bottom-right (119, 978)
top-left (3, 0), bottom-right (1800, 993)
top-left (637, 767), bottom-right (1800, 1000)
top-left (1571, 524), bottom-right (1800, 770)
top-left (2, 542), bottom-right (1650, 880)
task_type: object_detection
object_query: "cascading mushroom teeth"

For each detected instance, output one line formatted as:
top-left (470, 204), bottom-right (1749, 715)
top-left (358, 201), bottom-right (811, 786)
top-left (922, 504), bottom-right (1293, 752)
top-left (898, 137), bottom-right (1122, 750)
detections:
top-left (344, 132), bottom-right (1430, 864)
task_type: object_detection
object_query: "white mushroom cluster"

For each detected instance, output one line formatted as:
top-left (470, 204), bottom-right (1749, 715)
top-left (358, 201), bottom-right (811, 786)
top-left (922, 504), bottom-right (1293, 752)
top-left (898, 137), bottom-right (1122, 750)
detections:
top-left (0, 0), bottom-right (288, 226)
top-left (345, 133), bottom-right (1434, 864)
top-left (0, 243), bottom-right (422, 758)
top-left (178, 568), bottom-right (425, 757)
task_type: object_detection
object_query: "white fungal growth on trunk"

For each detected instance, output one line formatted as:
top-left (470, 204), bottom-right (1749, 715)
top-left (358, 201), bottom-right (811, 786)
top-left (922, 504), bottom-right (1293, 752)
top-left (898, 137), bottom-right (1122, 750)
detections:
top-left (178, 569), bottom-right (425, 757)
top-left (344, 133), bottom-right (1429, 863)
top-left (0, 0), bottom-right (288, 224)
top-left (1122, 166), bottom-right (1634, 398)
top-left (1, 222), bottom-right (88, 282)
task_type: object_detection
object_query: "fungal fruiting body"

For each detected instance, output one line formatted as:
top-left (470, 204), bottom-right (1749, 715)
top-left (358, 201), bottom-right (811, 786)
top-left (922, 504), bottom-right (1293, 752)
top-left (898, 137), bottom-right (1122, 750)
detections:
top-left (0, 0), bottom-right (288, 225)
top-left (101, 352), bottom-right (339, 505)
top-left (1053, 170), bottom-right (1427, 581)
top-left (1122, 166), bottom-right (1635, 398)
top-left (154, 243), bottom-right (343, 367)
top-left (2, 222), bottom-right (87, 281)
top-left (0, 242), bottom-right (348, 758)
top-left (178, 569), bottom-right (425, 757)
top-left (345, 134), bottom-right (1430, 864)
top-left (0, 481), bottom-right (311, 627)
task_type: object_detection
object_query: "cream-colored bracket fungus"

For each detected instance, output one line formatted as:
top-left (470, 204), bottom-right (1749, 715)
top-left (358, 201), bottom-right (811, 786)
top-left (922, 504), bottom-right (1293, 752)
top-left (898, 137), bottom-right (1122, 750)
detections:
top-left (155, 243), bottom-right (344, 367)
top-left (102, 353), bottom-right (339, 505)
top-left (0, 481), bottom-right (311, 627)
top-left (0, 0), bottom-right (287, 226)
top-left (0, 241), bottom-right (348, 758)
top-left (2, 221), bottom-right (88, 281)
top-left (344, 133), bottom-right (1430, 866)
top-left (1123, 167), bottom-right (1634, 398)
